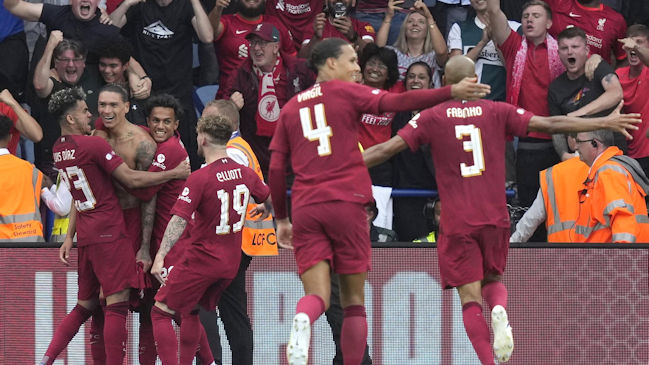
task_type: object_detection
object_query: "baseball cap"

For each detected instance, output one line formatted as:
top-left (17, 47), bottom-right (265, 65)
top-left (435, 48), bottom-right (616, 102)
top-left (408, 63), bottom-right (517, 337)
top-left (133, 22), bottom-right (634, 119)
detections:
top-left (246, 23), bottom-right (280, 43)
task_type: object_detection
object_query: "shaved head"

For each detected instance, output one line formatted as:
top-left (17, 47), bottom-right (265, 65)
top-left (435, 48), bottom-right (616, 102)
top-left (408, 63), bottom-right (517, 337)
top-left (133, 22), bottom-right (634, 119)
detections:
top-left (444, 56), bottom-right (477, 85)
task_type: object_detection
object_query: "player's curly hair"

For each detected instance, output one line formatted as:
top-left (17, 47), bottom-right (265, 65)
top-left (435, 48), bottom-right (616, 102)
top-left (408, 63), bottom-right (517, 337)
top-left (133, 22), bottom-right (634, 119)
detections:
top-left (48, 87), bottom-right (86, 124)
top-left (308, 38), bottom-right (349, 73)
top-left (0, 115), bottom-right (12, 141)
top-left (146, 93), bottom-right (184, 121)
top-left (196, 115), bottom-right (233, 146)
top-left (98, 40), bottom-right (132, 65)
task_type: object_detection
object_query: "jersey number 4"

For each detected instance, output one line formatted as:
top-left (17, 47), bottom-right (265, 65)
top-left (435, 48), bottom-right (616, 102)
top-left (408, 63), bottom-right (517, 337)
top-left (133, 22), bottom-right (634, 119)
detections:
top-left (300, 103), bottom-right (333, 156)
top-left (215, 184), bottom-right (250, 235)
top-left (455, 124), bottom-right (485, 177)
top-left (59, 166), bottom-right (97, 211)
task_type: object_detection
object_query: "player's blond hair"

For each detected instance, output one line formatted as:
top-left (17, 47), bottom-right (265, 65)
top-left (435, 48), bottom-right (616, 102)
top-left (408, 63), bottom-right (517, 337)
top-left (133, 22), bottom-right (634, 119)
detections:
top-left (196, 115), bottom-right (233, 146)
top-left (204, 99), bottom-right (240, 129)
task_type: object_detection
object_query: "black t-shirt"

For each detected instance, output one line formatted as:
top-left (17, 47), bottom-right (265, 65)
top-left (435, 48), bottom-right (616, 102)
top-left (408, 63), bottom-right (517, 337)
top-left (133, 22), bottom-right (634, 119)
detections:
top-left (122, 0), bottom-right (195, 97)
top-left (547, 61), bottom-right (617, 117)
top-left (39, 4), bottom-right (124, 64)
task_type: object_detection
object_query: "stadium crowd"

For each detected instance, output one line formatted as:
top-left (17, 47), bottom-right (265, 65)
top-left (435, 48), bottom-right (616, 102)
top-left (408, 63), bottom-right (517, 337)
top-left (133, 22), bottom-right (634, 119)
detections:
top-left (1, 0), bottom-right (649, 364)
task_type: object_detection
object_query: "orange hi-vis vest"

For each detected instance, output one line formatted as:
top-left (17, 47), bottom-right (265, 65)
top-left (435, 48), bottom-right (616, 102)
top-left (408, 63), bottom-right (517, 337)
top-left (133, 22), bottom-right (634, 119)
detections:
top-left (0, 150), bottom-right (44, 242)
top-left (227, 136), bottom-right (278, 256)
top-left (574, 147), bottom-right (649, 243)
top-left (539, 157), bottom-right (589, 242)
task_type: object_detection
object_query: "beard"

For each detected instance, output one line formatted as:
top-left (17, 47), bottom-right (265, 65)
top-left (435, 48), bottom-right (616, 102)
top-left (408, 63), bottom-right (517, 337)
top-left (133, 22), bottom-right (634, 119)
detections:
top-left (238, 0), bottom-right (265, 18)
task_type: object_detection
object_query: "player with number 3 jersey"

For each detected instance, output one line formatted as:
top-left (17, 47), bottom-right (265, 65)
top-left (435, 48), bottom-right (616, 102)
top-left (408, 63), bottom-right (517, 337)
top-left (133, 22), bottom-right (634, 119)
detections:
top-left (363, 55), bottom-right (642, 365)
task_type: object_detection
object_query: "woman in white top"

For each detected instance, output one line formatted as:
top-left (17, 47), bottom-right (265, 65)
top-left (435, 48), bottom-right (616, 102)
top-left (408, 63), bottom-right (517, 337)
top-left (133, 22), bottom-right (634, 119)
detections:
top-left (375, 0), bottom-right (447, 86)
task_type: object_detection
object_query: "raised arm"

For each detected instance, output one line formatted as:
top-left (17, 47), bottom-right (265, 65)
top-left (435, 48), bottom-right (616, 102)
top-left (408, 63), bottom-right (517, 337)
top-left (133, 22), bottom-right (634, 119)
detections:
top-left (376, 0), bottom-right (402, 47)
top-left (415, 0), bottom-right (448, 66)
top-left (34, 31), bottom-right (62, 98)
top-left (109, 0), bottom-right (140, 28)
top-left (567, 73), bottom-right (623, 118)
top-left (0, 89), bottom-right (42, 142)
top-left (208, 0), bottom-right (230, 40)
top-left (190, 0), bottom-right (214, 43)
top-left (126, 57), bottom-right (152, 100)
top-left (3, 0), bottom-right (43, 22)
top-left (528, 101), bottom-right (641, 138)
top-left (486, 0), bottom-right (511, 46)
top-left (298, 12), bottom-right (326, 58)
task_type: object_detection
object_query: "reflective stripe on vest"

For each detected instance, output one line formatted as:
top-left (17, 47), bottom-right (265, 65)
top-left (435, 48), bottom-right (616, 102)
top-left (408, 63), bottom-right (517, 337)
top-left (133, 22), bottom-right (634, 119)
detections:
top-left (0, 166), bottom-right (44, 242)
top-left (612, 232), bottom-right (636, 243)
top-left (543, 165), bottom-right (578, 240)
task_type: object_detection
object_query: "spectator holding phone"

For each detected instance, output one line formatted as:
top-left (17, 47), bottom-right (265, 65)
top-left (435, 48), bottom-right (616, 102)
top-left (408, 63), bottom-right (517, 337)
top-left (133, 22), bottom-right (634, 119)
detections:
top-left (298, 0), bottom-right (376, 58)
top-left (376, 0), bottom-right (447, 84)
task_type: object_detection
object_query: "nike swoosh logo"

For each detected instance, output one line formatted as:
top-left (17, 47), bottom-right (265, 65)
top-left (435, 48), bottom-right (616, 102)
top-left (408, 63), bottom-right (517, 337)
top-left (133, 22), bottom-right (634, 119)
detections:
top-left (569, 12), bottom-right (581, 17)
top-left (235, 30), bottom-right (247, 34)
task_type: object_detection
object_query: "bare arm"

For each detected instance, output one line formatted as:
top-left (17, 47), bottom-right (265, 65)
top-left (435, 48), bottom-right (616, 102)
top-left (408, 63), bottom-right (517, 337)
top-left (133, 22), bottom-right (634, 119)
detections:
top-left (376, 0), bottom-right (401, 47)
top-left (34, 31), bottom-right (62, 98)
top-left (416, 0), bottom-right (448, 66)
top-left (567, 73), bottom-right (623, 117)
top-left (208, 0), bottom-right (230, 40)
top-left (151, 214), bottom-right (187, 283)
top-left (109, 0), bottom-right (140, 28)
top-left (486, 0), bottom-right (510, 46)
top-left (0, 89), bottom-right (42, 142)
top-left (552, 133), bottom-right (574, 161)
top-left (528, 101), bottom-right (641, 138)
top-left (112, 160), bottom-right (190, 188)
top-left (619, 37), bottom-right (649, 67)
top-left (299, 12), bottom-right (326, 58)
top-left (190, 0), bottom-right (214, 43)
top-left (3, 0), bottom-right (43, 22)
top-left (59, 203), bottom-right (77, 265)
top-left (363, 135), bottom-right (409, 168)
top-left (127, 57), bottom-right (152, 100)
top-left (134, 138), bottom-right (156, 270)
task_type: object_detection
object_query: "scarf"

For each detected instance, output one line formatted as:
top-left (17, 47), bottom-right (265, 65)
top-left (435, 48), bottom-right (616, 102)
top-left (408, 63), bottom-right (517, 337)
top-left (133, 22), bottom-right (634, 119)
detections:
top-left (254, 57), bottom-right (284, 137)
top-left (509, 33), bottom-right (564, 106)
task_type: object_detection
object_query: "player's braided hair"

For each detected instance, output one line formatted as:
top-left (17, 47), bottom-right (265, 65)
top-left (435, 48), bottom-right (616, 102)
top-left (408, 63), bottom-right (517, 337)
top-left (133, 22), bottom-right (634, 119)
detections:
top-left (48, 87), bottom-right (86, 124)
top-left (196, 115), bottom-right (233, 146)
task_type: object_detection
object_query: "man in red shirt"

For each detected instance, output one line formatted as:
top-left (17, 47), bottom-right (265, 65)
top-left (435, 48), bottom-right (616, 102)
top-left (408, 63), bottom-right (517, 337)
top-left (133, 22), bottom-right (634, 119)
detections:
top-left (268, 38), bottom-right (491, 365)
top-left (363, 55), bottom-right (641, 365)
top-left (210, 0), bottom-right (296, 99)
top-left (546, 0), bottom-right (627, 67)
top-left (150, 114), bottom-right (271, 365)
top-left (41, 87), bottom-right (189, 365)
top-left (616, 24), bottom-right (649, 177)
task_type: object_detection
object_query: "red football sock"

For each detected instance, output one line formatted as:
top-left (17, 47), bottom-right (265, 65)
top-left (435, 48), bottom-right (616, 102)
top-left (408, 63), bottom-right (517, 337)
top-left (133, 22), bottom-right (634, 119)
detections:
top-left (197, 323), bottom-right (215, 365)
top-left (482, 281), bottom-right (508, 310)
top-left (152, 306), bottom-right (179, 365)
top-left (139, 319), bottom-right (157, 365)
top-left (41, 304), bottom-right (92, 365)
top-left (90, 306), bottom-right (106, 365)
top-left (104, 302), bottom-right (129, 365)
top-left (295, 294), bottom-right (326, 324)
top-left (341, 305), bottom-right (368, 365)
top-left (462, 302), bottom-right (495, 365)
top-left (179, 311), bottom-right (202, 365)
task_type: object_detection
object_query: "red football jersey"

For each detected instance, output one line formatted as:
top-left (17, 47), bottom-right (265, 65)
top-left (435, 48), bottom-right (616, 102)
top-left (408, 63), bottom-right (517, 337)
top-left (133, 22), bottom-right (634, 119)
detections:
top-left (269, 80), bottom-right (388, 210)
top-left (616, 66), bottom-right (649, 159)
top-left (214, 14), bottom-right (296, 98)
top-left (546, 0), bottom-right (627, 64)
top-left (398, 100), bottom-right (533, 235)
top-left (53, 135), bottom-right (126, 245)
top-left (302, 17), bottom-right (375, 45)
top-left (265, 0), bottom-right (322, 47)
top-left (147, 133), bottom-right (189, 250)
top-left (170, 157), bottom-right (269, 278)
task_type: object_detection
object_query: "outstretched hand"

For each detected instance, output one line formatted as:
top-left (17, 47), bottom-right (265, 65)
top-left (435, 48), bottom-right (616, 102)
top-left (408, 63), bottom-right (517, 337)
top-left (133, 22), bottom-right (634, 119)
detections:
top-left (451, 77), bottom-right (491, 100)
top-left (606, 100), bottom-right (641, 139)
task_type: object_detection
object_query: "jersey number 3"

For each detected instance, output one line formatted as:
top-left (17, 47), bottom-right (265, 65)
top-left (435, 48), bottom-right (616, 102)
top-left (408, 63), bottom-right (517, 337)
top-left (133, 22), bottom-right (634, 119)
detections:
top-left (215, 184), bottom-right (250, 235)
top-left (300, 103), bottom-right (333, 156)
top-left (59, 166), bottom-right (97, 211)
top-left (455, 124), bottom-right (485, 177)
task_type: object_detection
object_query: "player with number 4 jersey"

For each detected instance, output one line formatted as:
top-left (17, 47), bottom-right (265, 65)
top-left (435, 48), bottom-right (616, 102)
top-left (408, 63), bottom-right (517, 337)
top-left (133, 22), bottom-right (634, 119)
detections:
top-left (363, 55), bottom-right (642, 365)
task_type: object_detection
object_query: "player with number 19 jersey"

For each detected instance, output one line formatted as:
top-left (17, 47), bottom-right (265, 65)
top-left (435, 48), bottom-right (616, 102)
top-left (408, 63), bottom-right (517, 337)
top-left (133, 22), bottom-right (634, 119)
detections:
top-left (398, 100), bottom-right (533, 235)
top-left (269, 80), bottom-right (388, 210)
top-left (53, 135), bottom-right (127, 245)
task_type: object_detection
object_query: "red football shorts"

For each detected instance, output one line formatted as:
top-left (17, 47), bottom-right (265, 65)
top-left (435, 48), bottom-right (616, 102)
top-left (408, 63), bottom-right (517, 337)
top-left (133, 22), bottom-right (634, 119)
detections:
top-left (292, 201), bottom-right (371, 275)
top-left (155, 253), bottom-right (233, 314)
top-left (77, 238), bottom-right (138, 300)
top-left (437, 225), bottom-right (510, 289)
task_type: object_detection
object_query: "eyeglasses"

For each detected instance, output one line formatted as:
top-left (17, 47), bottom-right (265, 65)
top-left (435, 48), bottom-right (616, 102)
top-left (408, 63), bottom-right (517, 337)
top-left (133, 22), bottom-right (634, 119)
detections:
top-left (248, 39), bottom-right (271, 47)
top-left (365, 60), bottom-right (388, 70)
top-left (575, 138), bottom-right (595, 145)
top-left (55, 57), bottom-right (85, 64)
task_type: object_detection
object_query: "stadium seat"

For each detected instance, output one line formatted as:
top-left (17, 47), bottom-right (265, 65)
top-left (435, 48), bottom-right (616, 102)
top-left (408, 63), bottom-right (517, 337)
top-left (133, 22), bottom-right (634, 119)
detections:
top-left (193, 84), bottom-right (219, 116)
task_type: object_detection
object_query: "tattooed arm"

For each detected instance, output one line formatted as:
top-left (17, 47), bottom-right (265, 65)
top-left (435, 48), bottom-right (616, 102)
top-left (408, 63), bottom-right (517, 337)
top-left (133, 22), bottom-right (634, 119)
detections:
top-left (151, 215), bottom-right (187, 284)
top-left (567, 73), bottom-right (623, 117)
top-left (135, 138), bottom-right (157, 271)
